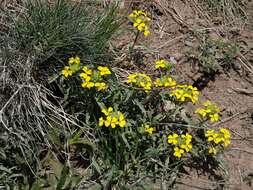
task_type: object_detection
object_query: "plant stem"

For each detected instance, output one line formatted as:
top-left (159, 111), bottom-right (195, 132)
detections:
top-left (130, 31), bottom-right (140, 57)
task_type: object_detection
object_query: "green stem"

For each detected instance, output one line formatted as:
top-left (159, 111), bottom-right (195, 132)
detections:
top-left (130, 31), bottom-right (140, 56)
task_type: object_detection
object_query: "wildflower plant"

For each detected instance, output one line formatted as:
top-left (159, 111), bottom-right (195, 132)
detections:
top-left (195, 100), bottom-right (221, 123)
top-left (170, 85), bottom-right (200, 103)
top-left (80, 66), bottom-right (111, 91)
top-left (60, 56), bottom-right (112, 91)
top-left (99, 107), bottom-right (126, 128)
top-left (40, 56), bottom-right (233, 188)
top-left (205, 128), bottom-right (231, 155)
top-left (155, 59), bottom-right (173, 71)
top-left (128, 10), bottom-right (151, 55)
top-left (154, 76), bottom-right (177, 88)
top-left (127, 73), bottom-right (152, 92)
top-left (61, 56), bottom-right (81, 77)
top-left (128, 10), bottom-right (151, 37)
top-left (168, 133), bottom-right (193, 158)
top-left (144, 124), bottom-right (155, 135)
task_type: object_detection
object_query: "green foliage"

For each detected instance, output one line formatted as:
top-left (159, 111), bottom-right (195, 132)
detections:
top-left (27, 155), bottom-right (83, 190)
top-left (12, 0), bottom-right (119, 73)
top-left (189, 39), bottom-right (238, 74)
top-left (57, 56), bottom-right (228, 188)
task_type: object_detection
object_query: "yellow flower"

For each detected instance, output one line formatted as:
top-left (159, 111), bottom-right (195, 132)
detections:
top-left (129, 10), bottom-right (151, 36)
top-left (154, 59), bottom-right (173, 71)
top-left (220, 128), bottom-right (230, 139)
top-left (154, 78), bottom-right (162, 87)
top-left (196, 101), bottom-right (221, 122)
top-left (127, 74), bottom-right (137, 83)
top-left (171, 85), bottom-right (199, 103)
top-left (81, 81), bottom-right (94, 89)
top-left (220, 128), bottom-right (231, 147)
top-left (180, 144), bottom-right (191, 152)
top-left (133, 18), bottom-right (143, 27)
top-left (180, 133), bottom-right (192, 152)
top-left (214, 137), bottom-right (223, 144)
top-left (205, 130), bottom-right (214, 137)
top-left (104, 116), bottom-right (112, 127)
top-left (155, 59), bottom-right (166, 69)
top-left (86, 82), bottom-right (95, 89)
top-left (210, 113), bottom-right (220, 123)
top-left (154, 76), bottom-right (176, 88)
top-left (168, 134), bottom-right (179, 145)
top-left (99, 117), bottom-right (104, 127)
top-left (143, 30), bottom-right (150, 36)
top-left (97, 66), bottom-right (111, 76)
top-left (208, 147), bottom-right (218, 155)
top-left (61, 66), bottom-right (73, 77)
top-left (182, 133), bottom-right (192, 143)
top-left (195, 108), bottom-right (207, 117)
top-left (164, 77), bottom-right (177, 87)
top-left (168, 133), bottom-right (193, 158)
top-left (102, 107), bottom-right (113, 116)
top-left (82, 66), bottom-right (92, 75)
top-left (80, 72), bottom-right (88, 79)
top-left (223, 139), bottom-right (231, 147)
top-left (99, 107), bottom-right (126, 128)
top-left (127, 73), bottom-right (152, 92)
top-left (205, 129), bottom-right (231, 148)
top-left (173, 147), bottom-right (184, 158)
top-left (203, 100), bottom-right (212, 107)
top-left (81, 82), bottom-right (88, 88)
top-left (137, 22), bottom-right (146, 31)
top-left (129, 10), bottom-right (149, 19)
top-left (95, 82), bottom-right (107, 91)
top-left (80, 73), bottom-right (91, 81)
top-left (118, 112), bottom-right (126, 127)
top-left (145, 125), bottom-right (154, 135)
top-left (111, 117), bottom-right (118, 128)
top-left (171, 89), bottom-right (184, 100)
top-left (68, 56), bottom-right (80, 64)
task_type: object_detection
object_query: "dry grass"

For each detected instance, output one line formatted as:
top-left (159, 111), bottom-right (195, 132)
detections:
top-left (0, 1), bottom-right (93, 187)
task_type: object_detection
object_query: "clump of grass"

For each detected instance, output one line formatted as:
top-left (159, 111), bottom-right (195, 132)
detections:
top-left (0, 53), bottom-right (88, 188)
top-left (0, 0), bottom-right (118, 188)
top-left (11, 0), bottom-right (119, 75)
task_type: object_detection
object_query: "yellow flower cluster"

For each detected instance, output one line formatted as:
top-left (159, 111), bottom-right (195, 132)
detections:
top-left (80, 66), bottom-right (111, 91)
top-left (195, 101), bottom-right (220, 123)
top-left (205, 128), bottom-right (231, 155)
top-left (61, 56), bottom-right (81, 77)
top-left (170, 85), bottom-right (199, 103)
top-left (61, 66), bottom-right (73, 77)
top-left (129, 10), bottom-right (151, 36)
top-left (68, 56), bottom-right (80, 64)
top-left (127, 73), bottom-right (152, 92)
top-left (154, 76), bottom-right (177, 88)
top-left (99, 107), bottom-right (126, 128)
top-left (155, 59), bottom-right (172, 71)
top-left (144, 124), bottom-right (154, 135)
top-left (168, 133), bottom-right (193, 158)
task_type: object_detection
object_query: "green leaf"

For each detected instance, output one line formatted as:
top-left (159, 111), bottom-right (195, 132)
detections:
top-left (92, 157), bottom-right (101, 175)
top-left (121, 133), bottom-right (130, 149)
top-left (133, 100), bottom-right (146, 116)
top-left (56, 166), bottom-right (69, 190)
